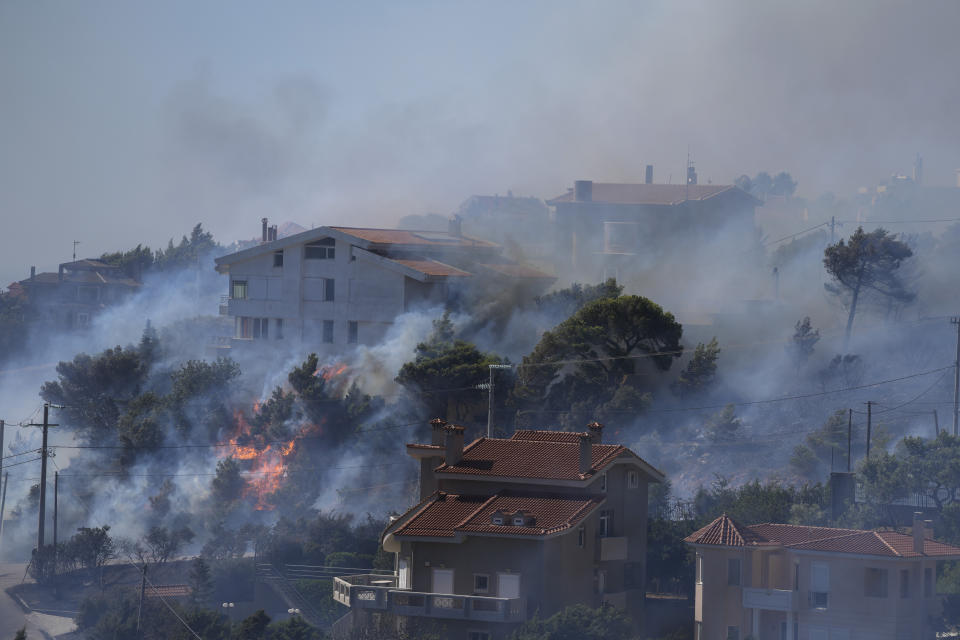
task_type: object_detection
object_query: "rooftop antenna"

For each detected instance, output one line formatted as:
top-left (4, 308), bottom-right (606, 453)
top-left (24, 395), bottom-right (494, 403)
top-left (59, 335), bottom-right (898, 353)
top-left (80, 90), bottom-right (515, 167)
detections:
top-left (73, 240), bottom-right (81, 262)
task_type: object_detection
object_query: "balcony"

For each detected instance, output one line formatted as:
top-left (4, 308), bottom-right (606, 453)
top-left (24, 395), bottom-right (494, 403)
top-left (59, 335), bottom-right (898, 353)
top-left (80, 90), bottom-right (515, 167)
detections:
top-left (742, 587), bottom-right (799, 612)
top-left (333, 575), bottom-right (526, 623)
top-left (599, 536), bottom-right (628, 561)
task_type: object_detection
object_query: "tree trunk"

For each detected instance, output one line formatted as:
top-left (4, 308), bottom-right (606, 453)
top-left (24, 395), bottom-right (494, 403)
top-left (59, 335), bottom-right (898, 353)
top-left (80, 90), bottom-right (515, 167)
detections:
top-left (844, 272), bottom-right (864, 348)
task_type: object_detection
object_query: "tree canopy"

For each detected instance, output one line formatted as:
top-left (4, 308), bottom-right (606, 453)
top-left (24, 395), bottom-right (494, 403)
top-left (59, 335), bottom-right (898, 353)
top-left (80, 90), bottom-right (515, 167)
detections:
top-left (823, 226), bottom-right (915, 343)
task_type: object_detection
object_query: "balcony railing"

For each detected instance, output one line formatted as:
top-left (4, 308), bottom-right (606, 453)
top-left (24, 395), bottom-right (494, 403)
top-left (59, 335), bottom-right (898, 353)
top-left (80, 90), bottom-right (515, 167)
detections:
top-left (333, 575), bottom-right (526, 623)
top-left (742, 586), bottom-right (799, 612)
top-left (599, 536), bottom-right (628, 561)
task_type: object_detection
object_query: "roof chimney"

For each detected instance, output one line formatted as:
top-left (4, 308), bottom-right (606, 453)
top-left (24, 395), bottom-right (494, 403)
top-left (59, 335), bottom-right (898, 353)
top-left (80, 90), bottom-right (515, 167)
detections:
top-left (645, 165), bottom-right (654, 184)
top-left (587, 421), bottom-right (604, 444)
top-left (574, 180), bottom-right (593, 202)
top-left (30, 266), bottom-right (36, 280)
top-left (444, 424), bottom-right (465, 466)
top-left (578, 432), bottom-right (592, 475)
top-left (269, 225), bottom-right (278, 241)
top-left (913, 512), bottom-right (925, 553)
top-left (448, 215), bottom-right (462, 238)
top-left (430, 418), bottom-right (448, 446)
top-left (262, 218), bottom-right (269, 243)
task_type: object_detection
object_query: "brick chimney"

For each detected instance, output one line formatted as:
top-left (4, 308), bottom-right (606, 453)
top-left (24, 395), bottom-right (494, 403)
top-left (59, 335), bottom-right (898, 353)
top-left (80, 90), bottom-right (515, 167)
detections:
top-left (30, 266), bottom-right (35, 280)
top-left (578, 432), bottom-right (592, 475)
top-left (430, 418), bottom-right (448, 446)
top-left (587, 421), bottom-right (604, 444)
top-left (444, 424), bottom-right (465, 465)
top-left (574, 180), bottom-right (593, 202)
top-left (262, 217), bottom-right (268, 242)
top-left (913, 512), bottom-right (925, 553)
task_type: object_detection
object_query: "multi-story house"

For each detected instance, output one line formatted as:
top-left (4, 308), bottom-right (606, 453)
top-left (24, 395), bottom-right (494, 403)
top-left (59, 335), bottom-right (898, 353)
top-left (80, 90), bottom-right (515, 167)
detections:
top-left (547, 178), bottom-right (760, 286)
top-left (8, 259), bottom-right (141, 330)
top-left (332, 421), bottom-right (664, 639)
top-left (686, 513), bottom-right (960, 640)
top-left (214, 222), bottom-right (553, 352)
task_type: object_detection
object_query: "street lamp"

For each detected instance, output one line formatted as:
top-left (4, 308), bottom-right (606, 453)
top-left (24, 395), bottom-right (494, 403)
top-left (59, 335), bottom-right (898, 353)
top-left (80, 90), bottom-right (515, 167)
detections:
top-left (287, 608), bottom-right (301, 616)
top-left (222, 602), bottom-right (235, 621)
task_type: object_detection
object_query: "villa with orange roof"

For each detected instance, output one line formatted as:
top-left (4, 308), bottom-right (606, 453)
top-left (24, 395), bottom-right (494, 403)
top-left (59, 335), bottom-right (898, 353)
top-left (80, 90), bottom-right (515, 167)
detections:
top-left (685, 513), bottom-right (960, 640)
top-left (214, 219), bottom-right (553, 351)
top-left (331, 420), bottom-right (664, 639)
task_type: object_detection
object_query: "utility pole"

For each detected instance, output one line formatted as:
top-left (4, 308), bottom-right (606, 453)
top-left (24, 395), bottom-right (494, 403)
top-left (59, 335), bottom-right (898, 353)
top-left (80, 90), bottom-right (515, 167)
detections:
top-left (847, 409), bottom-right (853, 472)
top-left (484, 364), bottom-right (513, 438)
top-left (136, 564), bottom-right (148, 634)
top-left (0, 419), bottom-right (4, 487)
top-left (0, 472), bottom-right (7, 550)
top-left (865, 401), bottom-right (873, 459)
top-left (952, 317), bottom-right (960, 436)
top-left (28, 403), bottom-right (58, 550)
top-left (934, 410), bottom-right (940, 437)
top-left (53, 471), bottom-right (58, 549)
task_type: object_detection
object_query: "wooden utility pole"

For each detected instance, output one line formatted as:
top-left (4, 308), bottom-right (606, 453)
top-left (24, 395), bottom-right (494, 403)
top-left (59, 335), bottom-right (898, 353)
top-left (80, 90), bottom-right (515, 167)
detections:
top-left (0, 420), bottom-right (4, 482)
top-left (865, 401), bottom-right (873, 459)
top-left (136, 564), bottom-right (148, 634)
top-left (28, 404), bottom-right (58, 550)
top-left (0, 472), bottom-right (7, 550)
top-left (847, 409), bottom-right (853, 472)
top-left (952, 317), bottom-right (960, 436)
top-left (53, 471), bottom-right (58, 549)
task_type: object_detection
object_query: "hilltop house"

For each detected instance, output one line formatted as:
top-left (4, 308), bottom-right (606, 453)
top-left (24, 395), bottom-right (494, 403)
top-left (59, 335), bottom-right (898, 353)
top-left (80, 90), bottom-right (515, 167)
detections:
top-left (214, 222), bottom-right (554, 351)
top-left (685, 513), bottom-right (960, 640)
top-left (332, 421), bottom-right (664, 639)
top-left (547, 178), bottom-right (760, 283)
top-left (7, 259), bottom-right (141, 330)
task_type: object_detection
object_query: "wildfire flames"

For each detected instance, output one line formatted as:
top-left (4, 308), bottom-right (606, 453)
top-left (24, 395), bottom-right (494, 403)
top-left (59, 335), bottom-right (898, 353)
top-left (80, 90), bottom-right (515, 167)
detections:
top-left (220, 362), bottom-right (348, 510)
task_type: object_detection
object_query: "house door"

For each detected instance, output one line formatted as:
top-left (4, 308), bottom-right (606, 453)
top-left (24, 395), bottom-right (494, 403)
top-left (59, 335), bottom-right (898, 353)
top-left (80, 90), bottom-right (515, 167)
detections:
top-left (432, 568), bottom-right (454, 594)
top-left (398, 558), bottom-right (410, 590)
top-left (497, 573), bottom-right (520, 599)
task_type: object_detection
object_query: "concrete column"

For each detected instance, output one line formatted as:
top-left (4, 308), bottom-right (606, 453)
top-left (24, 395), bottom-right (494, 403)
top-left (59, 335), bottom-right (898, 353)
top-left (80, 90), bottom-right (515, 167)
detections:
top-left (786, 610), bottom-right (795, 640)
top-left (752, 608), bottom-right (759, 638)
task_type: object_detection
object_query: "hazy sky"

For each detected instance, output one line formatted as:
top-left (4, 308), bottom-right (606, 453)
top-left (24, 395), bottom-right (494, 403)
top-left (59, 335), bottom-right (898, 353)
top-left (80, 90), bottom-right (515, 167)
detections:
top-left (3, 0), bottom-right (959, 287)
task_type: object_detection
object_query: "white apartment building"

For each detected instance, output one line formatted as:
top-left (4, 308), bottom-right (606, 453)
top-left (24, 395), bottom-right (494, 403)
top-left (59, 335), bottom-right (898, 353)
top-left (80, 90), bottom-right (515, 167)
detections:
top-left (214, 223), bottom-right (553, 351)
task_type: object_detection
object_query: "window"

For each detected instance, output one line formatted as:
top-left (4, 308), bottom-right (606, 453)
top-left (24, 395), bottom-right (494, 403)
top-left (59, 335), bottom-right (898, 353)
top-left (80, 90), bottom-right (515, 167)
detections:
top-left (627, 470), bottom-right (639, 488)
top-left (696, 554), bottom-right (703, 584)
top-left (348, 321), bottom-right (358, 344)
top-left (492, 516), bottom-right (504, 525)
top-left (864, 567), bottom-right (888, 598)
top-left (600, 472), bottom-right (607, 492)
top-left (473, 574), bottom-right (489, 594)
top-left (900, 569), bottom-right (910, 598)
top-left (324, 278), bottom-right (335, 301)
top-left (322, 320), bottom-right (334, 343)
top-left (273, 250), bottom-right (283, 267)
top-left (810, 561), bottom-right (829, 608)
top-left (512, 516), bottom-right (525, 526)
top-left (727, 627), bottom-right (740, 640)
top-left (728, 558), bottom-right (742, 586)
top-left (231, 280), bottom-right (248, 299)
top-left (305, 237), bottom-right (335, 260)
top-left (577, 526), bottom-right (585, 548)
top-left (237, 316), bottom-right (252, 339)
top-left (275, 318), bottom-right (283, 340)
top-left (468, 632), bottom-right (490, 640)
top-left (76, 312), bottom-right (91, 328)
top-left (925, 567), bottom-right (933, 597)
top-left (598, 510), bottom-right (613, 537)
top-left (253, 317), bottom-right (269, 339)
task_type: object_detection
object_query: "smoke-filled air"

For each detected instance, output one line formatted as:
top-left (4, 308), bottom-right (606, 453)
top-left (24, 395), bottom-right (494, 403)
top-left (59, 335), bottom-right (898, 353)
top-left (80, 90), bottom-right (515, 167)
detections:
top-left (3, 2), bottom-right (960, 639)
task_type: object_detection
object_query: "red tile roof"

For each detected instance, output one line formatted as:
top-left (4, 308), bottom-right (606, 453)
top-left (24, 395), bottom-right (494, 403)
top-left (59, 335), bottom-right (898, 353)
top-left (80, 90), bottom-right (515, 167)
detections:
top-left (511, 430), bottom-right (582, 443)
top-left (390, 257), bottom-right (473, 277)
top-left (434, 436), bottom-right (625, 480)
top-left (145, 584), bottom-right (193, 598)
top-left (391, 491), bottom-right (603, 539)
top-left (686, 515), bottom-right (960, 558)
top-left (548, 183), bottom-right (756, 206)
top-left (329, 227), bottom-right (497, 248)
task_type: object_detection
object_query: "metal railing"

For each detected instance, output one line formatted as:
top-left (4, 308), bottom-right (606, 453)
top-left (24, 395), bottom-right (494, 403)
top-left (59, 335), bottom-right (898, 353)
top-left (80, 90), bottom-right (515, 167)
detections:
top-left (332, 574), bottom-right (525, 622)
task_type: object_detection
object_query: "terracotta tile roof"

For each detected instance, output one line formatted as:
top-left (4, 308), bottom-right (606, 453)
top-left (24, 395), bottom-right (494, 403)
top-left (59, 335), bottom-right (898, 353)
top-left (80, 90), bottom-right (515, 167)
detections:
top-left (687, 516), bottom-right (960, 558)
top-left (390, 257), bottom-right (473, 277)
top-left (685, 514), bottom-right (771, 547)
top-left (548, 183), bottom-right (757, 206)
top-left (329, 227), bottom-right (497, 249)
top-left (511, 430), bottom-right (581, 443)
top-left (391, 491), bottom-right (603, 539)
top-left (145, 584), bottom-right (193, 598)
top-left (435, 437), bottom-right (625, 480)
